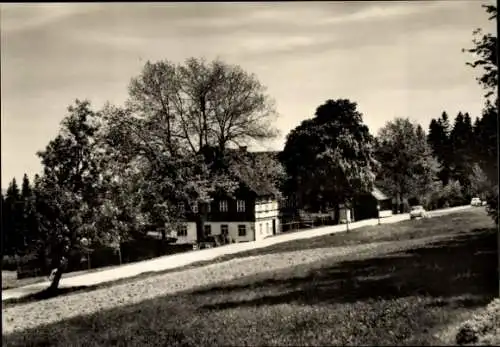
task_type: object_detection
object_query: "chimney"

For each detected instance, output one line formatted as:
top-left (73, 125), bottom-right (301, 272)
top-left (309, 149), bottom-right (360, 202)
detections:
top-left (239, 146), bottom-right (248, 152)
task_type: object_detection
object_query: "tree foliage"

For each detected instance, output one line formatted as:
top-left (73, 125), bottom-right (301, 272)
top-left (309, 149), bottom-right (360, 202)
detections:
top-left (98, 58), bottom-right (279, 242)
top-left (463, 5), bottom-right (498, 99)
top-left (449, 112), bottom-right (476, 195)
top-left (280, 99), bottom-right (378, 217)
top-left (427, 111), bottom-right (454, 185)
top-left (463, 4), bottom-right (498, 224)
top-left (3, 178), bottom-right (23, 256)
top-left (35, 99), bottom-right (111, 290)
top-left (376, 118), bottom-right (441, 208)
top-left (469, 163), bottom-right (492, 200)
top-left (127, 58), bottom-right (279, 155)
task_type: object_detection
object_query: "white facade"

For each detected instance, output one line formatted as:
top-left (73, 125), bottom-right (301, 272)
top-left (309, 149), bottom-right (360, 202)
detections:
top-left (173, 222), bottom-right (197, 244)
top-left (172, 197), bottom-right (280, 244)
top-left (203, 221), bottom-right (256, 243)
top-left (254, 217), bottom-right (279, 241)
top-left (173, 221), bottom-right (257, 244)
top-left (255, 198), bottom-right (280, 241)
top-left (339, 207), bottom-right (353, 223)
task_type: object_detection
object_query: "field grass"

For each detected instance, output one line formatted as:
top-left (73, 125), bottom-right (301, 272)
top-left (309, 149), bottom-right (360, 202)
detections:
top-left (3, 209), bottom-right (498, 346)
top-left (2, 264), bottom-right (123, 291)
top-left (1, 271), bottom-right (45, 290)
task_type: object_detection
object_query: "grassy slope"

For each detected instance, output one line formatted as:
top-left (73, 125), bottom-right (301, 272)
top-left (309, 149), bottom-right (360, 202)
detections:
top-left (0, 214), bottom-right (464, 291)
top-left (1, 272), bottom-right (44, 290)
top-left (3, 209), bottom-right (498, 346)
top-left (2, 264), bottom-right (125, 290)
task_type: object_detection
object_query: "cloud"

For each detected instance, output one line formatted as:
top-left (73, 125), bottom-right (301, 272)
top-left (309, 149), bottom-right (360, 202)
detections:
top-left (0, 1), bottom-right (492, 187)
top-left (0, 3), bottom-right (100, 33)
top-left (319, 3), bottom-right (429, 25)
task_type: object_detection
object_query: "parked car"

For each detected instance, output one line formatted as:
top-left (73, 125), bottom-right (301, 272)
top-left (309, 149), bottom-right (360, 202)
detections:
top-left (410, 205), bottom-right (428, 219)
top-left (470, 197), bottom-right (482, 207)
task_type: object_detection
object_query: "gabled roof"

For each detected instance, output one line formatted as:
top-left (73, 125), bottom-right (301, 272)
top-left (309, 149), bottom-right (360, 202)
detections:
top-left (372, 186), bottom-right (389, 200)
top-left (226, 149), bottom-right (280, 197)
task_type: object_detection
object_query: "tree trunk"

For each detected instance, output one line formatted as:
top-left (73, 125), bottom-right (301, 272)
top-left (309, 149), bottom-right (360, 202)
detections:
top-left (195, 203), bottom-right (208, 243)
top-left (48, 266), bottom-right (64, 292)
top-left (333, 204), bottom-right (340, 225)
top-left (38, 248), bottom-right (48, 275)
top-left (47, 255), bottom-right (67, 293)
top-left (158, 229), bottom-right (167, 256)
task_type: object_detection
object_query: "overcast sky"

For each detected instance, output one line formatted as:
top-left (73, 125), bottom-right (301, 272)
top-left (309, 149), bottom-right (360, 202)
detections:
top-left (0, 1), bottom-right (495, 187)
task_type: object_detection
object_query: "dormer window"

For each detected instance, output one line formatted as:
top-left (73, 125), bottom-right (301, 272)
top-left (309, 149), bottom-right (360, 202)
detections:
top-left (237, 200), bottom-right (246, 212)
top-left (219, 200), bottom-right (228, 212)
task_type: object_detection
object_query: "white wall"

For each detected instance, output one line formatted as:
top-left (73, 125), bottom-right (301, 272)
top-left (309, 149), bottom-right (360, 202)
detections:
top-left (173, 221), bottom-right (256, 244)
top-left (202, 221), bottom-right (256, 243)
top-left (229, 221), bottom-right (255, 243)
top-left (255, 218), bottom-right (279, 241)
top-left (174, 222), bottom-right (197, 244)
top-left (339, 208), bottom-right (352, 223)
top-left (255, 199), bottom-right (279, 220)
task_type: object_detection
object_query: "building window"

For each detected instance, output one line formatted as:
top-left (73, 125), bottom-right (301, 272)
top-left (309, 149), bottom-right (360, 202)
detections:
top-left (260, 223), bottom-right (263, 235)
top-left (237, 200), bottom-right (246, 212)
top-left (177, 225), bottom-right (188, 237)
top-left (220, 224), bottom-right (228, 235)
top-left (177, 202), bottom-right (185, 213)
top-left (204, 224), bottom-right (211, 236)
top-left (219, 200), bottom-right (228, 212)
top-left (266, 222), bottom-right (270, 234)
top-left (192, 203), bottom-right (198, 213)
top-left (238, 224), bottom-right (246, 237)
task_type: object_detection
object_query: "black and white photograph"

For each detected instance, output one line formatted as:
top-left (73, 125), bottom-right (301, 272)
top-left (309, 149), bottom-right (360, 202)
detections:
top-left (1, 1), bottom-right (498, 345)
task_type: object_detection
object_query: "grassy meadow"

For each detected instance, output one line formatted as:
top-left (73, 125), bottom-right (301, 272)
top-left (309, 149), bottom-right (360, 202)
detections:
top-left (3, 208), bottom-right (498, 346)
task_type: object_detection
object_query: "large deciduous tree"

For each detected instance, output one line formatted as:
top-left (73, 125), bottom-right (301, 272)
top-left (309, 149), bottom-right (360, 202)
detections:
top-left (280, 99), bottom-right (378, 222)
top-left (101, 58), bottom-right (279, 242)
top-left (376, 118), bottom-right (441, 211)
top-left (127, 58), bottom-right (279, 155)
top-left (35, 99), bottom-right (111, 292)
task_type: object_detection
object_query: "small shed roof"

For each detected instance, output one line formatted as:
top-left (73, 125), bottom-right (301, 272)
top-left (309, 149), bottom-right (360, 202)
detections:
top-left (372, 187), bottom-right (389, 201)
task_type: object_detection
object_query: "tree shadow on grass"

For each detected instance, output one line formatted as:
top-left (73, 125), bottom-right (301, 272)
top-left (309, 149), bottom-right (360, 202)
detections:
top-left (4, 285), bottom-right (96, 305)
top-left (197, 228), bottom-right (498, 311)
top-left (3, 228), bottom-right (497, 347)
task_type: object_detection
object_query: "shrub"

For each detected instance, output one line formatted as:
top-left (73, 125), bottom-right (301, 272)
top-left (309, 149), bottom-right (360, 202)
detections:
top-left (2, 255), bottom-right (18, 271)
top-left (485, 185), bottom-right (499, 225)
top-left (441, 180), bottom-right (467, 207)
top-left (456, 298), bottom-right (500, 345)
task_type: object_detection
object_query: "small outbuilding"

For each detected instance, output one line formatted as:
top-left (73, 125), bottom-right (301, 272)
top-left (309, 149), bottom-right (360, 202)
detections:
top-left (352, 187), bottom-right (393, 222)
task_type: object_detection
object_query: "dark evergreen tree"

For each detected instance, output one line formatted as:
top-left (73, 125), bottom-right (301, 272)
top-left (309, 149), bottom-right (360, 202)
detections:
top-left (427, 112), bottom-right (452, 184)
top-left (3, 178), bottom-right (23, 255)
top-left (19, 173), bottom-right (38, 256)
top-left (450, 112), bottom-right (475, 195)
